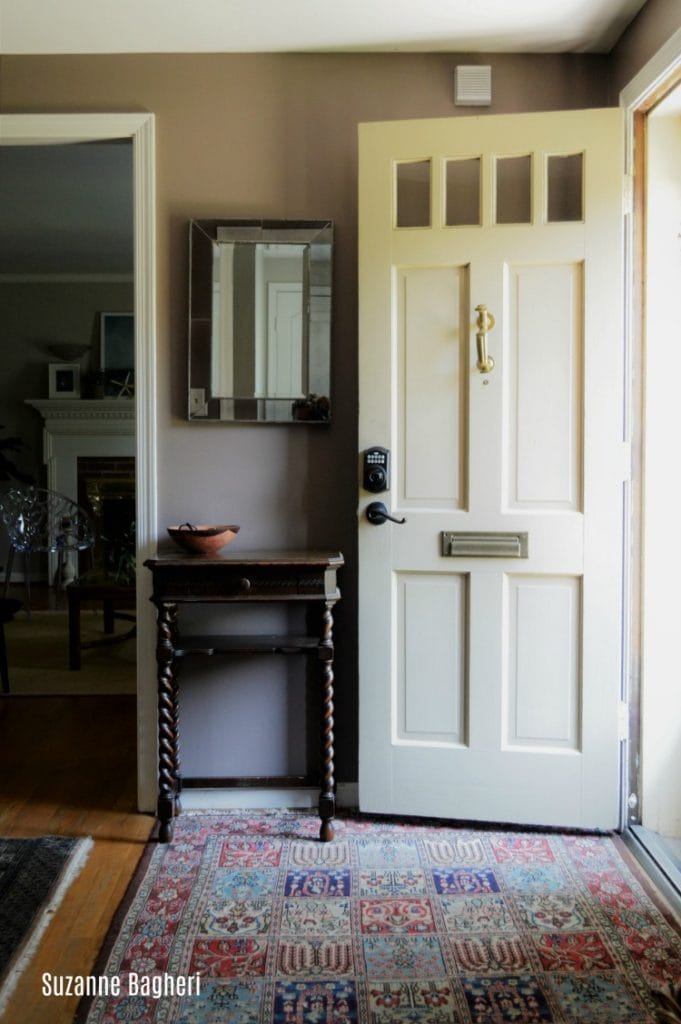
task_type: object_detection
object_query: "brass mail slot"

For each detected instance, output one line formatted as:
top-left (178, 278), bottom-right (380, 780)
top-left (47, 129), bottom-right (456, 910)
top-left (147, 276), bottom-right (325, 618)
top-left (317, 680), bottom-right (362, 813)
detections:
top-left (441, 531), bottom-right (529, 558)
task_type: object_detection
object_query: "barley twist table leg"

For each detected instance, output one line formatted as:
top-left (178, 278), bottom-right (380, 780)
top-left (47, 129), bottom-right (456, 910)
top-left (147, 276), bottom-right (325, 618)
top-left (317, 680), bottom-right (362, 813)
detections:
top-left (156, 601), bottom-right (179, 842)
top-left (170, 609), bottom-right (182, 813)
top-left (318, 601), bottom-right (336, 842)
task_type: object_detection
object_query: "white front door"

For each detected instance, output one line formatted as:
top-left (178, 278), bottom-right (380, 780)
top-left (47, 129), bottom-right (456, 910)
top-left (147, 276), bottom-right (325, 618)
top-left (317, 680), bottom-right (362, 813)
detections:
top-left (358, 108), bottom-right (625, 829)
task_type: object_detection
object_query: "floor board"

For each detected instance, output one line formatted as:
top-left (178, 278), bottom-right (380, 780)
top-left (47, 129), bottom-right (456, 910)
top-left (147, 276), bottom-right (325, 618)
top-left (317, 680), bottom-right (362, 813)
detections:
top-left (0, 695), bottom-right (153, 1024)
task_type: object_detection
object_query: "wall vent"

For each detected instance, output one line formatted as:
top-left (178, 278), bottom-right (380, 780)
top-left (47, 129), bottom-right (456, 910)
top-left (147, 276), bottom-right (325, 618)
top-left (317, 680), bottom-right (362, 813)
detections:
top-left (454, 65), bottom-right (492, 106)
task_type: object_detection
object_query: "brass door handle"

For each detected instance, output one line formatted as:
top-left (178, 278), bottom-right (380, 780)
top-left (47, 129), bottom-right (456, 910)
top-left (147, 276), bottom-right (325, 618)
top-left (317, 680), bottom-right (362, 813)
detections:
top-left (475, 303), bottom-right (495, 374)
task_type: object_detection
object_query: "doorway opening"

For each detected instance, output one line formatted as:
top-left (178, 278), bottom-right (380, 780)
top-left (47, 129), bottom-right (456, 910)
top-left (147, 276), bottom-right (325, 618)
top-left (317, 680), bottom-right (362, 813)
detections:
top-left (622, 52), bottom-right (681, 904)
top-left (0, 112), bottom-right (158, 813)
top-left (0, 140), bottom-right (136, 696)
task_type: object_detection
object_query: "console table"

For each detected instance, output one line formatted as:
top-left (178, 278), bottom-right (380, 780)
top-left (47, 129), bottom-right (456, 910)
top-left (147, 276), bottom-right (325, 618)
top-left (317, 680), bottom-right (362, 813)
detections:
top-left (144, 550), bottom-right (344, 843)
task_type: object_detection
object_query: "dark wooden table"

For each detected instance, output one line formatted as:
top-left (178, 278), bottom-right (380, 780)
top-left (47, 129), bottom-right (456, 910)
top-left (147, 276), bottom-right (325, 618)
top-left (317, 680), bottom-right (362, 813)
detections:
top-left (0, 597), bottom-right (22, 693)
top-left (66, 578), bottom-right (136, 670)
top-left (144, 550), bottom-right (344, 843)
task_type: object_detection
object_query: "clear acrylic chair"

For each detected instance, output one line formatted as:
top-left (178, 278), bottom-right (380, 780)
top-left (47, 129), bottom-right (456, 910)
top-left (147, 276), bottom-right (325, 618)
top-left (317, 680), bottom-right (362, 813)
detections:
top-left (0, 486), bottom-right (95, 611)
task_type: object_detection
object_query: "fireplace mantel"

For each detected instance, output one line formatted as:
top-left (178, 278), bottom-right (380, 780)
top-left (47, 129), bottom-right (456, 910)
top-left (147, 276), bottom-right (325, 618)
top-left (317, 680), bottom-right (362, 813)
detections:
top-left (26, 397), bottom-right (135, 499)
top-left (26, 398), bottom-right (134, 434)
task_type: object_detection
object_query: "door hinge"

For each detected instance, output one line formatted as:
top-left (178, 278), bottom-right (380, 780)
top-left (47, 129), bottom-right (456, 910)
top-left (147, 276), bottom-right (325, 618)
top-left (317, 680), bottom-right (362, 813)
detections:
top-left (617, 700), bottom-right (630, 741)
top-left (623, 174), bottom-right (634, 217)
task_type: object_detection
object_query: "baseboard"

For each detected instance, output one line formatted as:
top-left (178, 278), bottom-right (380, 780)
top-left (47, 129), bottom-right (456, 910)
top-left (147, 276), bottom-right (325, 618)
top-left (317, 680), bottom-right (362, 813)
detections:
top-left (180, 782), bottom-right (358, 812)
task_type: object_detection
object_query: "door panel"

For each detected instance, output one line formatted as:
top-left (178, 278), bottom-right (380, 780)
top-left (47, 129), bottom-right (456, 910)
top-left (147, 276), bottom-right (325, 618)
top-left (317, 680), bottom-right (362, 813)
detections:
top-left (358, 109), bottom-right (625, 829)
top-left (399, 266), bottom-right (467, 507)
top-left (398, 572), bottom-right (467, 745)
top-left (504, 574), bottom-right (581, 751)
top-left (506, 263), bottom-right (583, 509)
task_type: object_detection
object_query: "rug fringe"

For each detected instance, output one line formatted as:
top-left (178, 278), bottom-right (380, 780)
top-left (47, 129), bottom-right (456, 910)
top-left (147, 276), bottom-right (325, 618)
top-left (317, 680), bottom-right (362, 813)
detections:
top-left (0, 836), bottom-right (94, 1017)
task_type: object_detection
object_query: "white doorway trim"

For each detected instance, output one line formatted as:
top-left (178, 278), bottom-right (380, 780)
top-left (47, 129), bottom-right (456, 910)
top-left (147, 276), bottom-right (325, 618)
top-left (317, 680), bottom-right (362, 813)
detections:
top-left (0, 113), bottom-right (158, 813)
top-left (619, 34), bottom-right (681, 845)
top-left (620, 26), bottom-right (681, 114)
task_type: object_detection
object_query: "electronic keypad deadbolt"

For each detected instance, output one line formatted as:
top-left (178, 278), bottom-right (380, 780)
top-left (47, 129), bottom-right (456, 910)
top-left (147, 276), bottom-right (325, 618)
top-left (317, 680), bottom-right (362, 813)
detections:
top-left (363, 447), bottom-right (390, 493)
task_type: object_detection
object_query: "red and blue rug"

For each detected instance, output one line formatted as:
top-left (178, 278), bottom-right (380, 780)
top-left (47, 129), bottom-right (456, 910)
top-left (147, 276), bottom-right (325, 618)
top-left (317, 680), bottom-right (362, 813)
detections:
top-left (79, 812), bottom-right (681, 1023)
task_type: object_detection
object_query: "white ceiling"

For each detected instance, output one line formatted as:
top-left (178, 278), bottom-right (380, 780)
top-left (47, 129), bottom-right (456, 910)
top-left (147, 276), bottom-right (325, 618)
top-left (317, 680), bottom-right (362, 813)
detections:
top-left (0, 0), bottom-right (647, 56)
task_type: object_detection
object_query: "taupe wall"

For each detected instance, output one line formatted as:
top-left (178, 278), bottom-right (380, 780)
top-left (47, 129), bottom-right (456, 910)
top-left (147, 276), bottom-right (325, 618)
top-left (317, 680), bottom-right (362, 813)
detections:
top-left (609, 0), bottom-right (681, 99)
top-left (1, 52), bottom-right (611, 781)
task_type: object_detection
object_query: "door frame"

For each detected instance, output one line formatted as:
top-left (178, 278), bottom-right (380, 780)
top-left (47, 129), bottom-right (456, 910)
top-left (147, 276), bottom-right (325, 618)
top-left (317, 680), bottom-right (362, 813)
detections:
top-left (0, 113), bottom-right (158, 812)
top-left (620, 31), bottom-right (681, 834)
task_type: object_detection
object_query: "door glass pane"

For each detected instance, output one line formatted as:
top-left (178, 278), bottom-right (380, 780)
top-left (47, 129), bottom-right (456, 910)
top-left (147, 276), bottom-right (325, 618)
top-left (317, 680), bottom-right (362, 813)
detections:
top-left (396, 160), bottom-right (431, 228)
top-left (547, 153), bottom-right (583, 222)
top-left (496, 155), bottom-right (532, 224)
top-left (445, 158), bottom-right (481, 226)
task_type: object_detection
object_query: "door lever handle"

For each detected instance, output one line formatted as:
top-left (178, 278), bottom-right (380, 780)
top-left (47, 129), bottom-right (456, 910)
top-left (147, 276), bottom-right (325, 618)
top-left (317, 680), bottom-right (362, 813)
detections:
top-left (366, 501), bottom-right (407, 526)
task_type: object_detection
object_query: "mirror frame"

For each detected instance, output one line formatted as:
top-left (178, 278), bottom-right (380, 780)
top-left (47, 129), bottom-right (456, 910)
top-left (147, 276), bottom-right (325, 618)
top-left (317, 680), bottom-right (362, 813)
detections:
top-left (188, 218), bottom-right (333, 424)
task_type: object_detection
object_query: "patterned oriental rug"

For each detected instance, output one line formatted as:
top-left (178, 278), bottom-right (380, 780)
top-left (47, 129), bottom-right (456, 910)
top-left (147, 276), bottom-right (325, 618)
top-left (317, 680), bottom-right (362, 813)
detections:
top-left (78, 813), bottom-right (681, 1023)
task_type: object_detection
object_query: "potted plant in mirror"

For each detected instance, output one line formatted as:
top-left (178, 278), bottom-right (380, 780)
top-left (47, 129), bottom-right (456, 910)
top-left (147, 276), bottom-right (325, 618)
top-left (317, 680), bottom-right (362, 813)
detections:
top-left (291, 394), bottom-right (330, 422)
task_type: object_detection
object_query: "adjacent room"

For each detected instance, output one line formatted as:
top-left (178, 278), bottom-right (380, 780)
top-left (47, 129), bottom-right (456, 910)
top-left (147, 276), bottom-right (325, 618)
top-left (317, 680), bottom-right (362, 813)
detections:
top-left (0, 140), bottom-right (136, 696)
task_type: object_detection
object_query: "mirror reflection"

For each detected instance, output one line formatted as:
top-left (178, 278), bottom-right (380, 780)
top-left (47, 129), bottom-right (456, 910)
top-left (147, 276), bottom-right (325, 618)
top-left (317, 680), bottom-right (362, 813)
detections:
top-left (189, 219), bottom-right (333, 422)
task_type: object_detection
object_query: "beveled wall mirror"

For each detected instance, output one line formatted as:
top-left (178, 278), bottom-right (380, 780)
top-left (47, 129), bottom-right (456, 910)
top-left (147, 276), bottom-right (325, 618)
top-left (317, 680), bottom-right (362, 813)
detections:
top-left (188, 219), bottom-right (333, 423)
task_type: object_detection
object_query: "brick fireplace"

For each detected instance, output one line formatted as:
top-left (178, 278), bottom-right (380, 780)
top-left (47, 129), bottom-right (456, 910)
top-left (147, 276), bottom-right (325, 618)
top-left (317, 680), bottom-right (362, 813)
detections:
top-left (77, 456), bottom-right (136, 578)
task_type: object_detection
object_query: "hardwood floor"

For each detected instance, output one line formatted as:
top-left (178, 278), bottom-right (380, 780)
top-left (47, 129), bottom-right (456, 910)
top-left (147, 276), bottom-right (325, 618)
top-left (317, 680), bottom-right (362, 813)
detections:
top-left (0, 695), bottom-right (154, 1024)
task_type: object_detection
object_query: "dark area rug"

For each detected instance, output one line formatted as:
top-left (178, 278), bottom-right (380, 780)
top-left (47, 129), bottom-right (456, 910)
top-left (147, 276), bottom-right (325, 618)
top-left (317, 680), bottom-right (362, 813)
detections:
top-left (78, 812), bottom-right (681, 1023)
top-left (0, 835), bottom-right (92, 1012)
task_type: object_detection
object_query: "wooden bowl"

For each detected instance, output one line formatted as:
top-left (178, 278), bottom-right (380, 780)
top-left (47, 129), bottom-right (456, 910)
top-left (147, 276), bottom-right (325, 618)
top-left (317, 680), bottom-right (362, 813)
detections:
top-left (167, 523), bottom-right (240, 555)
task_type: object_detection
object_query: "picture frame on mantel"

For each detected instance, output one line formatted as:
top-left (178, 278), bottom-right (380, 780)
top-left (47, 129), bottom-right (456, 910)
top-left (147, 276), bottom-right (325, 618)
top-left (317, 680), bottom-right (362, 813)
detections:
top-left (48, 362), bottom-right (80, 399)
top-left (100, 312), bottom-right (134, 370)
top-left (100, 312), bottom-right (134, 397)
